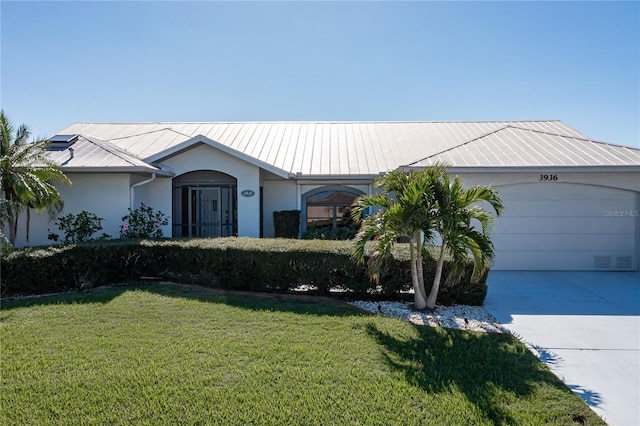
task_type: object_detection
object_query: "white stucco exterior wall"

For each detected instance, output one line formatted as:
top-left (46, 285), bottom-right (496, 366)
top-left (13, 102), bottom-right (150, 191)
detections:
top-left (160, 144), bottom-right (262, 237)
top-left (13, 173), bottom-right (131, 247)
top-left (130, 175), bottom-right (173, 238)
top-left (262, 179), bottom-right (298, 237)
top-left (10, 161), bottom-right (638, 272)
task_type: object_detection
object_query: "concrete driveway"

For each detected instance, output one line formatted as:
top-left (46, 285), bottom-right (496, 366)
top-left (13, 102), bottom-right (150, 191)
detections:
top-left (484, 271), bottom-right (640, 426)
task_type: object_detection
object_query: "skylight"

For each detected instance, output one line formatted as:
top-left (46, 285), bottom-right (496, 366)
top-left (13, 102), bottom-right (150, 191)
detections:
top-left (48, 134), bottom-right (78, 150)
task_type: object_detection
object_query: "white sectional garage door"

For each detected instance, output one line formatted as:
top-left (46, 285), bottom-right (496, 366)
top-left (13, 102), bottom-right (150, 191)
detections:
top-left (491, 182), bottom-right (638, 271)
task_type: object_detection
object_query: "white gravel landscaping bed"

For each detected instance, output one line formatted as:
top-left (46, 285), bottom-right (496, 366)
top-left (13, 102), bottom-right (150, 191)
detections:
top-left (349, 300), bottom-right (507, 333)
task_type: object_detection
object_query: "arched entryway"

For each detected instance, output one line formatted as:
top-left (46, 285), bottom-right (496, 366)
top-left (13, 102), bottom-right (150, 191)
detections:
top-left (172, 170), bottom-right (237, 237)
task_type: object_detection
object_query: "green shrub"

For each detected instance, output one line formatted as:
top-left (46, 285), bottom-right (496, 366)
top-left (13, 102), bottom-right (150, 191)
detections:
top-left (301, 225), bottom-right (358, 240)
top-left (0, 238), bottom-right (488, 306)
top-left (273, 210), bottom-right (300, 238)
top-left (120, 203), bottom-right (169, 239)
top-left (48, 211), bottom-right (111, 243)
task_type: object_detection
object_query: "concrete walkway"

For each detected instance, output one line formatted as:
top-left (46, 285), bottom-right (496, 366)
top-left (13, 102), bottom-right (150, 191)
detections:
top-left (484, 271), bottom-right (640, 426)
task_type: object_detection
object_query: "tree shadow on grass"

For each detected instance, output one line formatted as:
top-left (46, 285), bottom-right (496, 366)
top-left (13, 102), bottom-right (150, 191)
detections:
top-left (146, 282), bottom-right (363, 318)
top-left (1, 285), bottom-right (128, 311)
top-left (365, 322), bottom-right (598, 425)
top-left (0, 282), bottom-right (364, 319)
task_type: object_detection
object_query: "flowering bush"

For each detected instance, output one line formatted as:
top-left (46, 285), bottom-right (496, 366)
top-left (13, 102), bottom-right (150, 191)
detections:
top-left (120, 202), bottom-right (169, 239)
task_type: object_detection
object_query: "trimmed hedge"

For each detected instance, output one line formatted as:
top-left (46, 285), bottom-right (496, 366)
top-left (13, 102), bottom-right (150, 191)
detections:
top-left (301, 225), bottom-right (359, 240)
top-left (0, 238), bottom-right (488, 305)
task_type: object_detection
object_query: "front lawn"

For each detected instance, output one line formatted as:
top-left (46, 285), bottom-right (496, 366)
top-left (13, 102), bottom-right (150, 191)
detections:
top-left (0, 284), bottom-right (603, 425)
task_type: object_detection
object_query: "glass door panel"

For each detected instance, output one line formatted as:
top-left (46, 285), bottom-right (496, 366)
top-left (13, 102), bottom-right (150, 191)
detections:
top-left (189, 188), bottom-right (221, 237)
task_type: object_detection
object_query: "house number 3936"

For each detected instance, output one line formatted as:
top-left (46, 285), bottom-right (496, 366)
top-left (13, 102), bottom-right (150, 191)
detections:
top-left (539, 174), bottom-right (558, 181)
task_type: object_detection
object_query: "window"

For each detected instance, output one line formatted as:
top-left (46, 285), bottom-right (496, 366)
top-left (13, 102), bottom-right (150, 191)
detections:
top-left (306, 190), bottom-right (358, 230)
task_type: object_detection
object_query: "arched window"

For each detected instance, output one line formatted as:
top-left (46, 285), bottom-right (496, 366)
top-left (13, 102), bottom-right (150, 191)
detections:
top-left (302, 187), bottom-right (363, 233)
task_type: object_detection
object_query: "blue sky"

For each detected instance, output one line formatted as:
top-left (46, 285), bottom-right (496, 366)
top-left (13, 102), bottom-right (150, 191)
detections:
top-left (1, 1), bottom-right (639, 148)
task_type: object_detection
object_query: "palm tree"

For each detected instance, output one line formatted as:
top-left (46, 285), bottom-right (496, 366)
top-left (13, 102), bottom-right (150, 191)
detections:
top-left (426, 171), bottom-right (504, 310)
top-left (0, 110), bottom-right (71, 246)
top-left (351, 166), bottom-right (446, 310)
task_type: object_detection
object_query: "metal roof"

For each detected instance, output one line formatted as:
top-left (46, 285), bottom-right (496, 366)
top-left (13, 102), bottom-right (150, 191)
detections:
top-left (46, 135), bottom-right (171, 175)
top-left (410, 126), bottom-right (640, 169)
top-left (52, 121), bottom-right (639, 176)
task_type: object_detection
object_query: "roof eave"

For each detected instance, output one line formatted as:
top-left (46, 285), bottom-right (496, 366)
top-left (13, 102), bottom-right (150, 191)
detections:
top-left (292, 174), bottom-right (382, 181)
top-left (405, 165), bottom-right (640, 173)
top-left (61, 166), bottom-right (175, 176)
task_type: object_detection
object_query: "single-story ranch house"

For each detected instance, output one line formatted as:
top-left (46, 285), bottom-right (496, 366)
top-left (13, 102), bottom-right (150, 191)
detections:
top-left (16, 120), bottom-right (640, 271)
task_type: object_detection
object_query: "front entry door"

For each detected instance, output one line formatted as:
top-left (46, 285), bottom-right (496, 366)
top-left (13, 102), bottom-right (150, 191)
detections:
top-left (189, 188), bottom-right (221, 237)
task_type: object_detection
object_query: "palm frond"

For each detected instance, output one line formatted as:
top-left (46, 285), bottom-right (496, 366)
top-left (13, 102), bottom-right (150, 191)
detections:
top-left (0, 111), bottom-right (70, 244)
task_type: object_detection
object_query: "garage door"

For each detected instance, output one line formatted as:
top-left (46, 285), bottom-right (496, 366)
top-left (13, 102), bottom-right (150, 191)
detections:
top-left (491, 182), bottom-right (638, 271)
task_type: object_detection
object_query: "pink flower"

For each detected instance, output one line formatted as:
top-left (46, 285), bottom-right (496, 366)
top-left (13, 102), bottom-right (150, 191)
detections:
top-left (155, 221), bottom-right (161, 227)
top-left (141, 202), bottom-right (148, 207)
top-left (122, 225), bottom-right (129, 231)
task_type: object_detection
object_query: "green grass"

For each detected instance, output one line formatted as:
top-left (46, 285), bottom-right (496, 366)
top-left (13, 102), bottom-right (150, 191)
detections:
top-left (1, 284), bottom-right (603, 425)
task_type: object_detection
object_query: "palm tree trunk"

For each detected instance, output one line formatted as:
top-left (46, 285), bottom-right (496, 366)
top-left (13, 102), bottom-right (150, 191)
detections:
top-left (5, 194), bottom-right (18, 245)
top-left (416, 235), bottom-right (427, 302)
top-left (26, 208), bottom-right (31, 243)
top-left (427, 241), bottom-right (447, 310)
top-left (410, 237), bottom-right (427, 310)
top-left (8, 213), bottom-right (17, 246)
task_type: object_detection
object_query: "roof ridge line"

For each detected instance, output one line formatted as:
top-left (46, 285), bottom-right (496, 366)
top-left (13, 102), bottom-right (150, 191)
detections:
top-left (501, 126), bottom-right (640, 151)
top-left (108, 127), bottom-right (191, 140)
top-left (72, 119), bottom-right (564, 125)
top-left (82, 134), bottom-right (153, 168)
top-left (506, 125), bottom-right (593, 141)
top-left (407, 125), bottom-right (513, 166)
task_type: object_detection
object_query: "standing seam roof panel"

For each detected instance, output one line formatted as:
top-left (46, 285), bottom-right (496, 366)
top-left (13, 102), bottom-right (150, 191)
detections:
top-left (321, 124), bottom-right (333, 175)
top-left (498, 128), bottom-right (534, 166)
top-left (248, 123), bottom-right (272, 159)
top-left (295, 124), bottom-right (312, 175)
top-left (495, 129), bottom-right (544, 167)
top-left (239, 123), bottom-right (265, 157)
top-left (265, 123), bottom-right (287, 167)
top-left (348, 124), bottom-right (365, 175)
top-left (310, 124), bottom-right (324, 175)
top-left (279, 123), bottom-right (299, 172)
top-left (357, 124), bottom-right (376, 174)
top-left (337, 124), bottom-right (350, 174)
top-left (221, 123), bottom-right (245, 151)
top-left (225, 123), bottom-right (249, 151)
top-left (601, 143), bottom-right (636, 165)
top-left (51, 121), bottom-right (640, 173)
top-left (379, 124), bottom-right (404, 170)
top-left (508, 131), bottom-right (548, 166)
top-left (580, 139), bottom-right (621, 165)
top-left (605, 144), bottom-right (640, 163)
top-left (287, 123), bottom-right (305, 174)
top-left (327, 124), bottom-right (338, 174)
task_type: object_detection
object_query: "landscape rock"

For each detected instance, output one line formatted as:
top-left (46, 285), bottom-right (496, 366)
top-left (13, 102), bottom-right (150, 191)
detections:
top-left (349, 300), bottom-right (507, 333)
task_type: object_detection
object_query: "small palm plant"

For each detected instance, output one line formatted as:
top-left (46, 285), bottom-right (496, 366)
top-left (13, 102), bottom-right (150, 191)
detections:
top-left (426, 171), bottom-right (504, 310)
top-left (351, 166), bottom-right (446, 310)
top-left (352, 163), bottom-right (503, 311)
